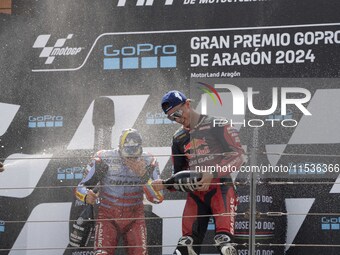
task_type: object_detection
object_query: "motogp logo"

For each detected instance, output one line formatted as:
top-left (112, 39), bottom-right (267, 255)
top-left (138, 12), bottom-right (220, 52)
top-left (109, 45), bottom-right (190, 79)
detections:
top-left (33, 34), bottom-right (82, 64)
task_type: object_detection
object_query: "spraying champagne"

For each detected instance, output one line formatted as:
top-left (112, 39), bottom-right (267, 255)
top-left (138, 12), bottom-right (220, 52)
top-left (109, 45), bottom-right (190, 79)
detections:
top-left (92, 97), bottom-right (115, 151)
top-left (65, 97), bottom-right (115, 255)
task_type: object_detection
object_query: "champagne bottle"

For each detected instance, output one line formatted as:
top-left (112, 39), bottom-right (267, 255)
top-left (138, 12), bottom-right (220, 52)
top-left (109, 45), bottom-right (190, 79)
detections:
top-left (69, 187), bottom-right (99, 250)
top-left (69, 203), bottom-right (95, 248)
top-left (162, 170), bottom-right (202, 192)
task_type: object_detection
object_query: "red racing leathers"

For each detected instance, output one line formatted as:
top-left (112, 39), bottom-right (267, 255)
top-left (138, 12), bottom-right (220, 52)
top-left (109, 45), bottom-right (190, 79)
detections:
top-left (75, 149), bottom-right (161, 255)
top-left (171, 115), bottom-right (246, 254)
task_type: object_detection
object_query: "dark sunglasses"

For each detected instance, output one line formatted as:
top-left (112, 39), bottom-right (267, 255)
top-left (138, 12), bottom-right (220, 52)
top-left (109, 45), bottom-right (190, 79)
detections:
top-left (167, 109), bottom-right (183, 121)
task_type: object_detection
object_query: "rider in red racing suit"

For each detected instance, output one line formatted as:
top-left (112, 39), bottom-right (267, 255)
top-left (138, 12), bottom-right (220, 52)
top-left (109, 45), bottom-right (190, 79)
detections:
top-left (76, 128), bottom-right (163, 255)
top-left (153, 90), bottom-right (246, 255)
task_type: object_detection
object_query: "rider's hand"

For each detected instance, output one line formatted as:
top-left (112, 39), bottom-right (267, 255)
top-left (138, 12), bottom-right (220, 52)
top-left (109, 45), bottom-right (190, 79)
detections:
top-left (85, 189), bottom-right (98, 205)
top-left (151, 179), bottom-right (165, 191)
top-left (196, 172), bottom-right (213, 191)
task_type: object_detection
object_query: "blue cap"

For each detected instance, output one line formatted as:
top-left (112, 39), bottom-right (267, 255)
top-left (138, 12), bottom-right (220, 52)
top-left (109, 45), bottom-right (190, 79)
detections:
top-left (161, 90), bottom-right (187, 114)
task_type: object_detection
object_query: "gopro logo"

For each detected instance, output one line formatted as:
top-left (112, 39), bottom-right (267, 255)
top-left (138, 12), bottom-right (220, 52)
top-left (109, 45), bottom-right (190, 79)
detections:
top-left (57, 167), bottom-right (84, 180)
top-left (117, 0), bottom-right (174, 6)
top-left (0, 221), bottom-right (5, 232)
top-left (104, 43), bottom-right (177, 69)
top-left (28, 115), bottom-right (63, 128)
top-left (321, 216), bottom-right (340, 230)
